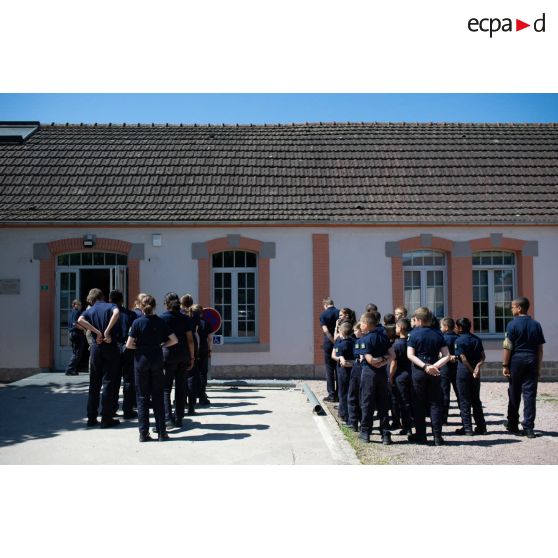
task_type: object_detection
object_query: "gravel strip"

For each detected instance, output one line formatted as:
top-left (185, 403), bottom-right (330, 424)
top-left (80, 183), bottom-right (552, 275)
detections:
top-left (305, 380), bottom-right (558, 465)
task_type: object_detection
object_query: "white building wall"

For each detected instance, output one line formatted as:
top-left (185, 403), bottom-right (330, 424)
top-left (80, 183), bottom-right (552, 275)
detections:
top-left (0, 225), bottom-right (557, 370)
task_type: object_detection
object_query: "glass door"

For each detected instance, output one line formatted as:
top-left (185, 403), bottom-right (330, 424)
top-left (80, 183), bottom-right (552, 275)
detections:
top-left (55, 268), bottom-right (79, 370)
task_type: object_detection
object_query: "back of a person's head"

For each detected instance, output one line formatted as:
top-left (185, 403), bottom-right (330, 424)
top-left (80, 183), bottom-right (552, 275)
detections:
top-left (88, 288), bottom-right (104, 303)
top-left (339, 321), bottom-right (353, 338)
top-left (360, 312), bottom-right (378, 327)
top-left (414, 306), bottom-right (432, 326)
top-left (395, 306), bottom-right (408, 317)
top-left (456, 317), bottom-right (472, 332)
top-left (109, 289), bottom-right (124, 305)
top-left (141, 294), bottom-right (156, 315)
top-left (164, 292), bottom-right (181, 312)
top-left (396, 318), bottom-right (411, 335)
top-left (442, 316), bottom-right (455, 330)
top-left (365, 302), bottom-right (378, 313)
top-left (513, 296), bottom-right (530, 312)
top-left (383, 313), bottom-right (395, 326)
top-left (181, 294), bottom-right (194, 308)
top-left (322, 296), bottom-right (334, 307)
top-left (372, 310), bottom-right (381, 323)
top-left (134, 293), bottom-right (147, 307)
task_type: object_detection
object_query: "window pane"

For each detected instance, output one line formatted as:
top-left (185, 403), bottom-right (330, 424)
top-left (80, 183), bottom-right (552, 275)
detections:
top-left (117, 254), bottom-right (127, 265)
top-left (223, 322), bottom-right (232, 336)
top-left (224, 289), bottom-right (231, 304)
top-left (247, 289), bottom-right (255, 305)
top-left (246, 252), bottom-right (257, 267)
top-left (70, 273), bottom-right (76, 290)
top-left (215, 273), bottom-right (222, 288)
top-left (247, 273), bottom-right (255, 288)
top-left (224, 251), bottom-right (234, 267)
top-left (246, 321), bottom-right (256, 337)
top-left (58, 254), bottom-right (69, 266)
top-left (61, 273), bottom-right (69, 290)
top-left (224, 273), bottom-right (231, 288)
top-left (224, 306), bottom-right (232, 320)
top-left (93, 252), bottom-right (104, 265)
top-left (105, 253), bottom-right (116, 265)
top-left (69, 253), bottom-right (81, 266)
top-left (214, 290), bottom-right (223, 305)
top-left (238, 321), bottom-right (247, 335)
top-left (60, 329), bottom-right (69, 347)
top-left (235, 251), bottom-right (246, 267)
top-left (238, 273), bottom-right (246, 288)
top-left (213, 252), bottom-right (223, 267)
top-left (82, 253), bottom-right (92, 265)
top-left (238, 289), bottom-right (246, 304)
top-left (246, 305), bottom-right (255, 319)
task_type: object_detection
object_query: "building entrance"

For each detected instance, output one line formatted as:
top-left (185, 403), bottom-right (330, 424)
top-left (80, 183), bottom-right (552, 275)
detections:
top-left (54, 252), bottom-right (128, 370)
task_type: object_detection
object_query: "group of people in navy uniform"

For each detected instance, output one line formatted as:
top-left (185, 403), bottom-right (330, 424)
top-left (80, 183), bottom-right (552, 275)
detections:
top-left (66, 288), bottom-right (213, 442)
top-left (320, 295), bottom-right (545, 446)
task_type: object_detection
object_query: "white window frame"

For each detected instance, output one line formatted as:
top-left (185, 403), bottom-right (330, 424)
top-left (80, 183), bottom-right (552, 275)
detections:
top-left (402, 250), bottom-right (448, 319)
top-left (472, 251), bottom-right (516, 336)
top-left (212, 251), bottom-right (258, 343)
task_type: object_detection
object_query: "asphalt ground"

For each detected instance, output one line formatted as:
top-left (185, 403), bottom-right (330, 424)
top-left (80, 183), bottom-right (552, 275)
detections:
top-left (0, 373), bottom-right (358, 465)
top-left (307, 380), bottom-right (558, 465)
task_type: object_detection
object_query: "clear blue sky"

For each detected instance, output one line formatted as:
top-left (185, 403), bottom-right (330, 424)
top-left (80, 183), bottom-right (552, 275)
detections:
top-left (0, 94), bottom-right (557, 124)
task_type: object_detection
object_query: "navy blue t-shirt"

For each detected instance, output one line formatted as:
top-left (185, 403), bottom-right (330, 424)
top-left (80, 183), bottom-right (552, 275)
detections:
top-left (393, 338), bottom-right (411, 374)
top-left (505, 316), bottom-right (546, 355)
top-left (68, 308), bottom-right (83, 334)
top-left (133, 308), bottom-right (143, 318)
top-left (320, 306), bottom-right (339, 346)
top-left (197, 318), bottom-right (213, 357)
top-left (129, 315), bottom-right (172, 355)
top-left (81, 302), bottom-right (119, 344)
top-left (407, 326), bottom-right (447, 366)
top-left (455, 333), bottom-right (484, 368)
top-left (115, 305), bottom-right (137, 345)
top-left (353, 336), bottom-right (367, 365)
top-left (161, 310), bottom-right (193, 360)
top-left (334, 336), bottom-right (355, 362)
top-left (443, 332), bottom-right (459, 356)
top-left (361, 328), bottom-right (391, 370)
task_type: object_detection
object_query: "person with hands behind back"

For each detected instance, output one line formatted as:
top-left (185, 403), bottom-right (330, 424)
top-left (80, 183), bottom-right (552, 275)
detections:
top-left (454, 317), bottom-right (487, 436)
top-left (407, 307), bottom-right (450, 446)
top-left (77, 288), bottom-right (121, 429)
top-left (126, 294), bottom-right (178, 442)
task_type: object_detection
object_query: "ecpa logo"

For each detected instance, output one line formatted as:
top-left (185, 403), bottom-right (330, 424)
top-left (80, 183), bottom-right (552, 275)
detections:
top-left (468, 13), bottom-right (546, 38)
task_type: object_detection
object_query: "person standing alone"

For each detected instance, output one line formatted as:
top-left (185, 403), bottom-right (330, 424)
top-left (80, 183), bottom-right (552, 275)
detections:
top-left (320, 297), bottom-right (340, 402)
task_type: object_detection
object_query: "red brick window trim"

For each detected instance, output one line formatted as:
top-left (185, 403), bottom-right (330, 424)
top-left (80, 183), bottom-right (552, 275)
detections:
top-left (195, 236), bottom-right (272, 346)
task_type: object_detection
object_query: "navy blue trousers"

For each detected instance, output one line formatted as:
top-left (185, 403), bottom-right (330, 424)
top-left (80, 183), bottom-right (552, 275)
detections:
top-left (392, 370), bottom-right (414, 431)
top-left (440, 362), bottom-right (459, 420)
top-left (134, 351), bottom-right (166, 435)
top-left (66, 331), bottom-right (86, 374)
top-left (163, 358), bottom-right (188, 421)
top-left (112, 344), bottom-right (136, 415)
top-left (456, 364), bottom-right (486, 432)
top-left (411, 367), bottom-right (443, 438)
top-left (347, 362), bottom-right (362, 427)
top-left (336, 364), bottom-right (352, 422)
top-left (360, 366), bottom-right (390, 435)
top-left (87, 343), bottom-right (120, 421)
top-left (507, 353), bottom-right (539, 430)
top-left (323, 343), bottom-right (337, 397)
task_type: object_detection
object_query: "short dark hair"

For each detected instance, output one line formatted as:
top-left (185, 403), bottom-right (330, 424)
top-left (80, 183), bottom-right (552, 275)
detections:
top-left (109, 290), bottom-right (124, 305)
top-left (383, 313), bottom-right (395, 326)
top-left (513, 297), bottom-right (530, 312)
top-left (365, 303), bottom-right (378, 313)
top-left (456, 317), bottom-right (472, 332)
top-left (322, 297), bottom-right (334, 306)
top-left (396, 318), bottom-right (411, 335)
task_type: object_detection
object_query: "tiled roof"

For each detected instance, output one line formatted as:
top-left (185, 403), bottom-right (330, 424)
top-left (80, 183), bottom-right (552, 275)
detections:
top-left (0, 122), bottom-right (557, 224)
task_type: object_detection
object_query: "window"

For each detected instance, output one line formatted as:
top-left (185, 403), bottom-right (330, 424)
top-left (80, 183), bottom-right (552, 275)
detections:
top-left (472, 251), bottom-right (515, 334)
top-left (212, 250), bottom-right (257, 341)
top-left (57, 252), bottom-right (127, 266)
top-left (402, 250), bottom-right (447, 319)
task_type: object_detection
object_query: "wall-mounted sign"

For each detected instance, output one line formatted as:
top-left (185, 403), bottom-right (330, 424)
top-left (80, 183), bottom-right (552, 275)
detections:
top-left (0, 279), bottom-right (20, 294)
top-left (212, 335), bottom-right (224, 346)
top-left (40, 284), bottom-right (49, 291)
